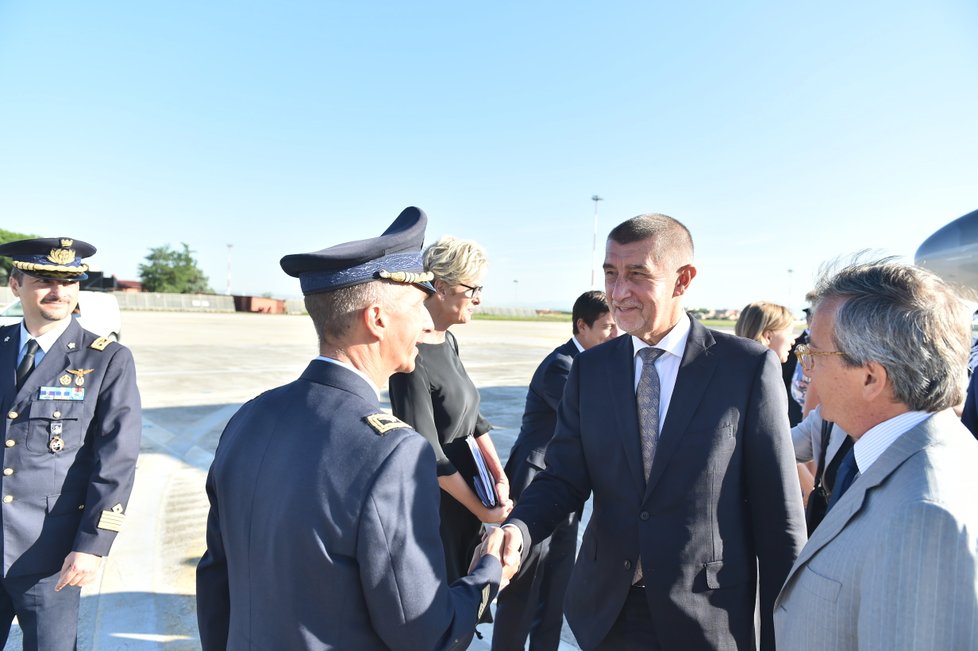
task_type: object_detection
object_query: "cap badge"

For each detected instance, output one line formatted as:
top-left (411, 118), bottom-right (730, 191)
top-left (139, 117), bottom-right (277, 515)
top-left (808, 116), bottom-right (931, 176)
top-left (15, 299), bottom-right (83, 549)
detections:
top-left (47, 246), bottom-right (76, 266)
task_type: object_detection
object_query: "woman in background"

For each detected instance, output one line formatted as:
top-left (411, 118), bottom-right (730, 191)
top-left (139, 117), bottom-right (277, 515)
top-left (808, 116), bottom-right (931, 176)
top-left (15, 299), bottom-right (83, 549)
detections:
top-left (735, 301), bottom-right (816, 501)
top-left (389, 236), bottom-right (513, 583)
top-left (735, 301), bottom-right (796, 363)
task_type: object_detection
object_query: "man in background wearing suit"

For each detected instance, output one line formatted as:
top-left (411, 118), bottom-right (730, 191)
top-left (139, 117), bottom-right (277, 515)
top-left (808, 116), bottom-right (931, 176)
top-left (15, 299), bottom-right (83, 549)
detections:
top-left (493, 290), bottom-right (617, 651)
top-left (0, 238), bottom-right (142, 651)
top-left (502, 214), bottom-right (806, 651)
top-left (775, 259), bottom-right (978, 649)
top-left (196, 208), bottom-right (511, 650)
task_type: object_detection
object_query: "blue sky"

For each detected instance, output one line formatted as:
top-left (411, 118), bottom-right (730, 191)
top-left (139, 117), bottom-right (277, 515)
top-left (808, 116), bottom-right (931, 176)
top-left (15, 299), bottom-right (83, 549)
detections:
top-left (1, 2), bottom-right (976, 311)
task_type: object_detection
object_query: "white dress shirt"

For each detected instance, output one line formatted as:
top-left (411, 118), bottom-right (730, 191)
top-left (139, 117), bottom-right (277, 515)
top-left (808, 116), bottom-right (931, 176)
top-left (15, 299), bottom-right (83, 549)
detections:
top-left (631, 312), bottom-right (691, 428)
top-left (853, 410), bottom-right (930, 473)
top-left (18, 320), bottom-right (72, 367)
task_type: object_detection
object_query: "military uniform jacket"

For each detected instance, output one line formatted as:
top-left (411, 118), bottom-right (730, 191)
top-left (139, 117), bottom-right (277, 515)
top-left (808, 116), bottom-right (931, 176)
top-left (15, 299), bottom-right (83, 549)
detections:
top-left (0, 319), bottom-right (142, 577)
top-left (196, 360), bottom-right (501, 651)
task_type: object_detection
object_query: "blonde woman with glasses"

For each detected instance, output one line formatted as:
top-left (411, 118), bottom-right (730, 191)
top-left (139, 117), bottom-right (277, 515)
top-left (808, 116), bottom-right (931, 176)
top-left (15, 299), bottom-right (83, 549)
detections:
top-left (389, 236), bottom-right (513, 590)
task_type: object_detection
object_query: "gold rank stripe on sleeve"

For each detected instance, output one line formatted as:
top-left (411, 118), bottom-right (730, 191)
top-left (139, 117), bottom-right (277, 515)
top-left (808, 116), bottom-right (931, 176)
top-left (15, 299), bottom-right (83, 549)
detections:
top-left (478, 584), bottom-right (491, 620)
top-left (97, 506), bottom-right (126, 532)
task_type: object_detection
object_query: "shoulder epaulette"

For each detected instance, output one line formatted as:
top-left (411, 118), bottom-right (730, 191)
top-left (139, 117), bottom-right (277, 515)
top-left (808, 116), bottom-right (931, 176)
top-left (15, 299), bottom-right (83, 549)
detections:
top-left (365, 413), bottom-right (411, 436)
top-left (90, 337), bottom-right (112, 351)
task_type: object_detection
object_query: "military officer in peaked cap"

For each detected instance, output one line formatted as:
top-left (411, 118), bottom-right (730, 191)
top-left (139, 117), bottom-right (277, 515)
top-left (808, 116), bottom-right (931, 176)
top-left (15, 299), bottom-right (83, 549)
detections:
top-left (196, 207), bottom-right (512, 651)
top-left (0, 237), bottom-right (142, 650)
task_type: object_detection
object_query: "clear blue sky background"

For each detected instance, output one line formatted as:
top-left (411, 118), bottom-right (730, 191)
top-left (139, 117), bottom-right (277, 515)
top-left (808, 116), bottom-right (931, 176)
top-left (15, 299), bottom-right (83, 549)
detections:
top-left (1, 1), bottom-right (975, 311)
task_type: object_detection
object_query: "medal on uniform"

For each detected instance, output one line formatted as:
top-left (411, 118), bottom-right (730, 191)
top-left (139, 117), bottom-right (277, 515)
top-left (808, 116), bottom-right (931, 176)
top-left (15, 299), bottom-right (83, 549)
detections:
top-left (67, 369), bottom-right (94, 387)
top-left (59, 374), bottom-right (72, 386)
top-left (49, 421), bottom-right (64, 453)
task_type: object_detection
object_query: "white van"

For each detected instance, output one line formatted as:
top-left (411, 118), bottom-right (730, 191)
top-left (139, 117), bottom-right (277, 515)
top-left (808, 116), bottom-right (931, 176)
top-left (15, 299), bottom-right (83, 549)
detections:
top-left (0, 291), bottom-right (123, 341)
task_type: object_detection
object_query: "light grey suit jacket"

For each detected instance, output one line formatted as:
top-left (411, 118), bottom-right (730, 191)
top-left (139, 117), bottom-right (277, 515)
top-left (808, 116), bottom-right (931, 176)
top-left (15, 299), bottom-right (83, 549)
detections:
top-left (774, 410), bottom-right (978, 650)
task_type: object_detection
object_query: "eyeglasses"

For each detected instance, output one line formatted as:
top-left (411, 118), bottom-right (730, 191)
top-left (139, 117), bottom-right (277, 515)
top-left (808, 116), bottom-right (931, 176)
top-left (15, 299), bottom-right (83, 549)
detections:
top-left (794, 343), bottom-right (846, 372)
top-left (458, 282), bottom-right (483, 298)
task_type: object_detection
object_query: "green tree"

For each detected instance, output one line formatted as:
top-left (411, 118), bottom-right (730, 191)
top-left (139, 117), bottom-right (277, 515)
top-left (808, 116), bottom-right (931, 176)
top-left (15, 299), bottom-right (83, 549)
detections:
top-left (138, 243), bottom-right (211, 293)
top-left (0, 228), bottom-right (41, 283)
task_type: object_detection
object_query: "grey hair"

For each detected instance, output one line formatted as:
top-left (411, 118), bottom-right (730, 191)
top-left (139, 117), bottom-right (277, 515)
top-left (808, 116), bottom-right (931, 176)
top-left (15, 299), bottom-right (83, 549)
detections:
top-left (607, 213), bottom-right (694, 271)
top-left (305, 281), bottom-right (399, 345)
top-left (812, 257), bottom-right (970, 412)
top-left (423, 236), bottom-right (488, 287)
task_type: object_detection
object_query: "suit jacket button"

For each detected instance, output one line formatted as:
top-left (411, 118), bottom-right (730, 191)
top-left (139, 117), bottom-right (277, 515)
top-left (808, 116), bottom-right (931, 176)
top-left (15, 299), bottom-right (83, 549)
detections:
top-left (2, 468), bottom-right (12, 476)
top-left (6, 411), bottom-right (16, 420)
top-left (624, 560), bottom-right (632, 570)
top-left (4, 440), bottom-right (14, 448)
top-left (640, 511), bottom-right (650, 520)
top-left (53, 411), bottom-right (62, 419)
top-left (2, 496), bottom-right (12, 504)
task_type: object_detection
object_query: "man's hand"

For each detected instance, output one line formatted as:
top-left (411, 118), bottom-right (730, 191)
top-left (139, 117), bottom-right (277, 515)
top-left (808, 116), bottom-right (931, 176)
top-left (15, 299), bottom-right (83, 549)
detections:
top-left (499, 524), bottom-right (523, 582)
top-left (55, 551), bottom-right (102, 591)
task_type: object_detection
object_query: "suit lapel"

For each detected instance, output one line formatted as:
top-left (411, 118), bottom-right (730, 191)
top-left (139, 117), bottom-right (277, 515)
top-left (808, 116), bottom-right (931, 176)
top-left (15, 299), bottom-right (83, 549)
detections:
top-left (603, 336), bottom-right (646, 494)
top-left (782, 412), bottom-right (945, 588)
top-left (645, 318), bottom-right (718, 500)
top-left (0, 326), bottom-right (19, 409)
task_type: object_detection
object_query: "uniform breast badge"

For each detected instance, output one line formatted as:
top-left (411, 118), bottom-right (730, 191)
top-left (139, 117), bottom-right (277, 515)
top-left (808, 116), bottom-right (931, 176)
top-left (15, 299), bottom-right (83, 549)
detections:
top-left (59, 374), bottom-right (72, 386)
top-left (49, 421), bottom-right (65, 453)
top-left (67, 369), bottom-right (94, 386)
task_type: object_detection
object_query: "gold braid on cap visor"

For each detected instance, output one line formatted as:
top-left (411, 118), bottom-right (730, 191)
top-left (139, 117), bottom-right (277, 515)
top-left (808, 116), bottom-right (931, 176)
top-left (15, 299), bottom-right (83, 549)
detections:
top-left (12, 260), bottom-right (89, 275)
top-left (376, 270), bottom-right (434, 284)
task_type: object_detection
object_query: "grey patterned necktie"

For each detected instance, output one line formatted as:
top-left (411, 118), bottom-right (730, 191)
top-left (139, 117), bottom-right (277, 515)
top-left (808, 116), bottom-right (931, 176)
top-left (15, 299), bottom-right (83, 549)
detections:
top-left (637, 347), bottom-right (665, 482)
top-left (634, 346), bottom-right (665, 586)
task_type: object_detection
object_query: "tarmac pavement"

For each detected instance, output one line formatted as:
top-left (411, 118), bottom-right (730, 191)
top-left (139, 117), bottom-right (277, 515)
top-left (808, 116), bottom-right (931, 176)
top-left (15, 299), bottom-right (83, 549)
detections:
top-left (4, 311), bottom-right (582, 650)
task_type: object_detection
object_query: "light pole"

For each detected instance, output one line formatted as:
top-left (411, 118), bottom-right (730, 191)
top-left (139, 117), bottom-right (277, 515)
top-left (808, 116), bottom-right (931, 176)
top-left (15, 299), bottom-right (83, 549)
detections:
top-left (787, 268), bottom-right (794, 307)
top-left (226, 244), bottom-right (233, 295)
top-left (591, 195), bottom-right (603, 287)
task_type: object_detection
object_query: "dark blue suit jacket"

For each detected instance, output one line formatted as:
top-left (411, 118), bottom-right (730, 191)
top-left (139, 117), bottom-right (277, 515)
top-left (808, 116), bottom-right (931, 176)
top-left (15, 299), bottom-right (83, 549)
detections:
top-left (508, 317), bottom-right (806, 651)
top-left (196, 360), bottom-right (501, 650)
top-left (0, 319), bottom-right (142, 577)
top-left (504, 338), bottom-right (578, 501)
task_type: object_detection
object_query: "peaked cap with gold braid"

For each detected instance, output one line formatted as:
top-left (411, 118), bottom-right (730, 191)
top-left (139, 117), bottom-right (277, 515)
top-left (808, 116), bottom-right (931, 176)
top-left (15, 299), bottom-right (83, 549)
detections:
top-left (280, 207), bottom-right (435, 295)
top-left (0, 237), bottom-right (96, 281)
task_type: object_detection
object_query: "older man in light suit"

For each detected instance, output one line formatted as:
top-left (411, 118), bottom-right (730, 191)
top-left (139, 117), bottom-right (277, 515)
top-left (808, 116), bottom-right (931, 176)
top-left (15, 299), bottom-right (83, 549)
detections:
top-left (775, 259), bottom-right (978, 649)
top-left (502, 214), bottom-right (807, 651)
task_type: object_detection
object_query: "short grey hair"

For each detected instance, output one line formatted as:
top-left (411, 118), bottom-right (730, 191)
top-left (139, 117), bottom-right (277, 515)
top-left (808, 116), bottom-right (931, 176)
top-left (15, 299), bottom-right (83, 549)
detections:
top-left (812, 258), bottom-right (970, 412)
top-left (607, 213), bottom-right (694, 270)
top-left (305, 281), bottom-right (398, 345)
top-left (423, 236), bottom-right (488, 287)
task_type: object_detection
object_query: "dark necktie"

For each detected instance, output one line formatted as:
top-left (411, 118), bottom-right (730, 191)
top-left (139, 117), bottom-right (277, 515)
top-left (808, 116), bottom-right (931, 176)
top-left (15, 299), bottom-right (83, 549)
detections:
top-left (637, 347), bottom-right (665, 482)
top-left (16, 339), bottom-right (40, 390)
top-left (827, 448), bottom-right (858, 511)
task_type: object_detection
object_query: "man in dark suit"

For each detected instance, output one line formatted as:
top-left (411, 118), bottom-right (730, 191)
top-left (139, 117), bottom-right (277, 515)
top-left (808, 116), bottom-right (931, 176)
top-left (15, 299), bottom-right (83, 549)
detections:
top-left (502, 214), bottom-right (806, 651)
top-left (493, 290), bottom-right (617, 651)
top-left (196, 207), bottom-right (511, 651)
top-left (0, 238), bottom-right (142, 650)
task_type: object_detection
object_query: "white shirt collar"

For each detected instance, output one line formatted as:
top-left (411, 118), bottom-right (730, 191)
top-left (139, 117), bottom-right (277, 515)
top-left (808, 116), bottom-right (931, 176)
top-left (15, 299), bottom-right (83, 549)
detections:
top-left (630, 310), bottom-right (691, 360)
top-left (571, 336), bottom-right (585, 353)
top-left (853, 410), bottom-right (930, 473)
top-left (315, 356), bottom-right (381, 398)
